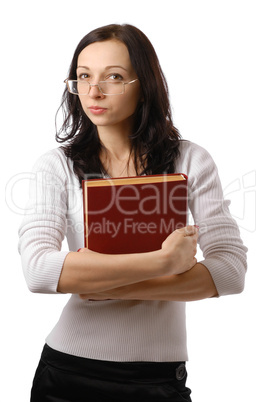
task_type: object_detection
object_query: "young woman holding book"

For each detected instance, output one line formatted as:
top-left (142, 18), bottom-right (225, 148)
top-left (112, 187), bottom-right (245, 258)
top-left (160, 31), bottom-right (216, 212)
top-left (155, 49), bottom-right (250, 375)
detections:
top-left (19, 24), bottom-right (247, 401)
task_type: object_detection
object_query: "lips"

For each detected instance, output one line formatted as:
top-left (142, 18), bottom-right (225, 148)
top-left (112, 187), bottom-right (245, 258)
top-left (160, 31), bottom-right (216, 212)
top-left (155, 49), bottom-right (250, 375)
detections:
top-left (88, 106), bottom-right (107, 115)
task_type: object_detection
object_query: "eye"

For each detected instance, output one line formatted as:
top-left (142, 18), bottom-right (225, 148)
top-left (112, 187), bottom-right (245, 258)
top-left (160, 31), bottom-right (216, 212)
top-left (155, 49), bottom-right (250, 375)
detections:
top-left (106, 73), bottom-right (123, 81)
top-left (78, 73), bottom-right (89, 80)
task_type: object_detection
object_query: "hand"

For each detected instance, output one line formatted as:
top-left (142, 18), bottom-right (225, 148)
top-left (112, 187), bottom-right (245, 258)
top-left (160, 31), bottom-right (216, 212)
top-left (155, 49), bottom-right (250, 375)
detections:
top-left (161, 225), bottom-right (198, 275)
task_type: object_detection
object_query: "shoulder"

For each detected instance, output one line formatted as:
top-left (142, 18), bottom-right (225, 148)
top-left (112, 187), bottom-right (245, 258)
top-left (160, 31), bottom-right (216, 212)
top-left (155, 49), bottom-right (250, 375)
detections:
top-left (31, 147), bottom-right (74, 181)
top-left (178, 140), bottom-right (215, 163)
top-left (177, 140), bottom-right (218, 173)
top-left (32, 147), bottom-right (69, 168)
top-left (176, 140), bottom-right (220, 190)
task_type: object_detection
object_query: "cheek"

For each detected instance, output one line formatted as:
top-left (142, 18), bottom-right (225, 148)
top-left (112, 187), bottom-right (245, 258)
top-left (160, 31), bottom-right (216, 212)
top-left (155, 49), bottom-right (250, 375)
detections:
top-left (119, 94), bottom-right (140, 116)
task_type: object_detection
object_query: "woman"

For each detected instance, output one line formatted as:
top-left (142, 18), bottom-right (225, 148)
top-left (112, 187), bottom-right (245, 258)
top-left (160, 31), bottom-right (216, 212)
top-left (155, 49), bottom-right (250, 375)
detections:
top-left (18, 24), bottom-right (247, 401)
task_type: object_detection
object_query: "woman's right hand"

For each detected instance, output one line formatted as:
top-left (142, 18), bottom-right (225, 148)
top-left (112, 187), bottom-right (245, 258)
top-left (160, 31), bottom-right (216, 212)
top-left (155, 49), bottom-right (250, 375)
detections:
top-left (161, 225), bottom-right (199, 275)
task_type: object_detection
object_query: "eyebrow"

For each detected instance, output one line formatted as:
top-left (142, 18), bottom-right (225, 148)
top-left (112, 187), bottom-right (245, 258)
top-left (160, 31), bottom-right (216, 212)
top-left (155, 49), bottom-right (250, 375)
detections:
top-left (77, 65), bottom-right (128, 71)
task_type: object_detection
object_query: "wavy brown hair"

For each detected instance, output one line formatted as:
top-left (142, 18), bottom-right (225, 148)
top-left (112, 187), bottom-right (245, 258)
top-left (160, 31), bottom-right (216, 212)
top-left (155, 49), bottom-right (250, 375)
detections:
top-left (56, 24), bottom-right (181, 184)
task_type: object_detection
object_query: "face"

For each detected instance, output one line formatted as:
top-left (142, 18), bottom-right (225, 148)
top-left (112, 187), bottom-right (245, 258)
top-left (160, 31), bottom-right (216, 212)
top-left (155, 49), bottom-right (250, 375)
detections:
top-left (77, 40), bottom-right (142, 134)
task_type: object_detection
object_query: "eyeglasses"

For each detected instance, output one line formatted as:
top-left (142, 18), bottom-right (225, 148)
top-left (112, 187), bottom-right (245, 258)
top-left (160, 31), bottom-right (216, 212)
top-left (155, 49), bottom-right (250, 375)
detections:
top-left (64, 78), bottom-right (139, 96)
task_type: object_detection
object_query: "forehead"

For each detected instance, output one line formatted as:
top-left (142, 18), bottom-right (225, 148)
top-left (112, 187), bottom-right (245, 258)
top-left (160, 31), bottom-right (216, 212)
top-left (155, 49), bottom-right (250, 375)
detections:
top-left (77, 40), bottom-right (132, 70)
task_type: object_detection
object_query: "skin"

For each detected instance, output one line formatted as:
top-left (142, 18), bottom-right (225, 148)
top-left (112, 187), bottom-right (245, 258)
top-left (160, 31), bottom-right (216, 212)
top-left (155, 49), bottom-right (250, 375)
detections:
top-left (57, 40), bottom-right (218, 300)
top-left (77, 39), bottom-right (142, 177)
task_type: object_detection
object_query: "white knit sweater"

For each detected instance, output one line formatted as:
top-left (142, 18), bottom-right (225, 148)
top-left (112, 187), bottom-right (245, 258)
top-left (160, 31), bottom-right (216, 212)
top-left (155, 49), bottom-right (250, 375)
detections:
top-left (18, 140), bottom-right (247, 362)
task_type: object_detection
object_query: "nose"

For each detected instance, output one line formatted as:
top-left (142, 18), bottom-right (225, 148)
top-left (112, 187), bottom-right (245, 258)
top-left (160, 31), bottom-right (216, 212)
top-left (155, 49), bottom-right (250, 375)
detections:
top-left (88, 83), bottom-right (105, 99)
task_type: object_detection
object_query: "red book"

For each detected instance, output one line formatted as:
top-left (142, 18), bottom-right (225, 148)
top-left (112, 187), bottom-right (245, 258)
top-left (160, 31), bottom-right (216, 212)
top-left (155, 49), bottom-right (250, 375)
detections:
top-left (82, 173), bottom-right (188, 254)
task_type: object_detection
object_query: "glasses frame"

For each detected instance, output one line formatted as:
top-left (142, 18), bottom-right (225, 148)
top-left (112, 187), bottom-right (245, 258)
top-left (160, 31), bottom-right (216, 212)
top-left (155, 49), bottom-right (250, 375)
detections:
top-left (64, 78), bottom-right (139, 96)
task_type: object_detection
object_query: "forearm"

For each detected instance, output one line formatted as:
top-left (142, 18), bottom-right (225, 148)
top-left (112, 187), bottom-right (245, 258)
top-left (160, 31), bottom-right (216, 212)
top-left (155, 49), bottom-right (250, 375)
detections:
top-left (81, 263), bottom-right (218, 302)
top-left (57, 249), bottom-right (165, 294)
top-left (58, 226), bottom-right (198, 294)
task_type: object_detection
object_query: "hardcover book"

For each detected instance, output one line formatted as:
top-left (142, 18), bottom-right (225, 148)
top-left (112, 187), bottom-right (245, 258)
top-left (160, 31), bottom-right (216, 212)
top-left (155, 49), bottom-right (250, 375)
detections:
top-left (82, 173), bottom-right (188, 254)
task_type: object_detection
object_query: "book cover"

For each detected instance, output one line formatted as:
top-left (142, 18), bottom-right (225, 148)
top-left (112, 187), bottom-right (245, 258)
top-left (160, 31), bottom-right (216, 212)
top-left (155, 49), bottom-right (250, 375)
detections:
top-left (82, 173), bottom-right (188, 254)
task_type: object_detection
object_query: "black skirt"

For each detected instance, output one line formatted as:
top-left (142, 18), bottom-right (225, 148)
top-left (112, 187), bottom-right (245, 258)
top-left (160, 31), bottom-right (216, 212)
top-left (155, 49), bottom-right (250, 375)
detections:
top-left (31, 344), bottom-right (192, 402)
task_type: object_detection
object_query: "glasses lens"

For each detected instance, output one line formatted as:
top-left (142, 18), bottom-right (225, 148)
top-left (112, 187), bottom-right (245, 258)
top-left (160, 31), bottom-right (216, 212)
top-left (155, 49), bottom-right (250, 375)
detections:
top-left (99, 81), bottom-right (124, 95)
top-left (66, 80), bottom-right (125, 95)
top-left (67, 80), bottom-right (89, 95)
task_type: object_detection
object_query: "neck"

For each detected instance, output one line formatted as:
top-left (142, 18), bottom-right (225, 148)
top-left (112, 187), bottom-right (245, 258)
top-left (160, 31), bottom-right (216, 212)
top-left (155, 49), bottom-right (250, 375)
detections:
top-left (100, 135), bottom-right (132, 162)
top-left (98, 129), bottom-right (136, 177)
top-left (96, 118), bottom-right (140, 177)
top-left (97, 120), bottom-right (133, 159)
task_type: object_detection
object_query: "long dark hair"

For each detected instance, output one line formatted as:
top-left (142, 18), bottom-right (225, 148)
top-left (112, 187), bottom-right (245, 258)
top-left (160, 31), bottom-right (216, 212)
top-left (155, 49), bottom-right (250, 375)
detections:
top-left (56, 24), bottom-right (181, 184)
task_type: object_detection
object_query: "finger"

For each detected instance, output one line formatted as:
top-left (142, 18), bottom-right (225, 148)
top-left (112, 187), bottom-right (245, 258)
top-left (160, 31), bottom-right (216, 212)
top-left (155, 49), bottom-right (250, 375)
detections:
top-left (183, 225), bottom-right (199, 237)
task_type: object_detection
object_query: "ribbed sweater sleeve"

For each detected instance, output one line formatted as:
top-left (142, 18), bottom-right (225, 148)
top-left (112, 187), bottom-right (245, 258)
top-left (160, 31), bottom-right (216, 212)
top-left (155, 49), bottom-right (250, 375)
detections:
top-left (18, 149), bottom-right (70, 293)
top-left (178, 141), bottom-right (248, 296)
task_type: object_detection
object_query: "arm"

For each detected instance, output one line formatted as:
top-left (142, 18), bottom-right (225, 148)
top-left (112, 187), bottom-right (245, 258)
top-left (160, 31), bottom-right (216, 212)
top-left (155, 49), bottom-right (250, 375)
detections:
top-left (79, 262), bottom-right (218, 301)
top-left (18, 150), bottom-right (70, 294)
top-left (187, 143), bottom-right (247, 296)
top-left (57, 226), bottom-right (199, 294)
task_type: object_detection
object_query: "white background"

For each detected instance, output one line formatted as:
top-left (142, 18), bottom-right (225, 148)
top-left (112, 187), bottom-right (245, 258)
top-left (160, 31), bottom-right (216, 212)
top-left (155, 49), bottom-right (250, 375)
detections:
top-left (2, 0), bottom-right (260, 401)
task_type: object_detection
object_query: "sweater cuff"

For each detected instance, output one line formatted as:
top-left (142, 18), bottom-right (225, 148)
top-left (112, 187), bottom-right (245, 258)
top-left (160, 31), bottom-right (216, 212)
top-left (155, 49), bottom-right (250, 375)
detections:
top-left (26, 250), bottom-right (70, 294)
top-left (199, 256), bottom-right (246, 297)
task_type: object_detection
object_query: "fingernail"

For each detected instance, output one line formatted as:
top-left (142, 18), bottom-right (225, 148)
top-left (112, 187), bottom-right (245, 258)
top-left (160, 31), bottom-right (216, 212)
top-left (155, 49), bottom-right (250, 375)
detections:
top-left (194, 225), bottom-right (199, 229)
top-left (77, 248), bottom-right (82, 252)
